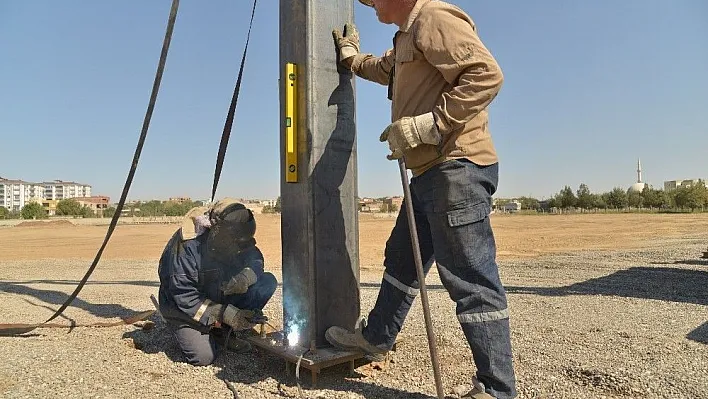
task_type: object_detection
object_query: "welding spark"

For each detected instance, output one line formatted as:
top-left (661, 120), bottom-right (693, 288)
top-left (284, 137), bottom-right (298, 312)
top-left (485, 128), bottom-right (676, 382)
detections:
top-left (287, 325), bottom-right (300, 347)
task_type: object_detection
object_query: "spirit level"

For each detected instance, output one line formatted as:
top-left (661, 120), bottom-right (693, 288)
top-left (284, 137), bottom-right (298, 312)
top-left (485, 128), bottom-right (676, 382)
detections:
top-left (285, 63), bottom-right (298, 183)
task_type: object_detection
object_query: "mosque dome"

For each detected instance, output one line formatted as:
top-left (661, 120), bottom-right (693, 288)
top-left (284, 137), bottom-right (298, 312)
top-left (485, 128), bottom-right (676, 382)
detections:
top-left (629, 182), bottom-right (646, 192)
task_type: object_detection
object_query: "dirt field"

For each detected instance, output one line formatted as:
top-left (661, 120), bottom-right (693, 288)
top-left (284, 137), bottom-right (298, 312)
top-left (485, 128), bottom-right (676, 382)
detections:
top-left (0, 213), bottom-right (706, 398)
top-left (2, 213), bottom-right (707, 265)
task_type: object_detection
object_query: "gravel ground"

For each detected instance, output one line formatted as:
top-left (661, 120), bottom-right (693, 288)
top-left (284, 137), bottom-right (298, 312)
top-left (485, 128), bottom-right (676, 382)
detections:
top-left (1, 236), bottom-right (706, 398)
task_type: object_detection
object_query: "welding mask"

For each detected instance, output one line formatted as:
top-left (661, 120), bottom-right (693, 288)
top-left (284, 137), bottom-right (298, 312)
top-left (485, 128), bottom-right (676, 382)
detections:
top-left (207, 199), bottom-right (256, 255)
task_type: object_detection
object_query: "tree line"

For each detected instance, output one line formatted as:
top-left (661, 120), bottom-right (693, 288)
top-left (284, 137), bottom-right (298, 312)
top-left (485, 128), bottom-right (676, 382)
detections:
top-left (498, 181), bottom-right (708, 212)
top-left (0, 199), bottom-right (207, 220)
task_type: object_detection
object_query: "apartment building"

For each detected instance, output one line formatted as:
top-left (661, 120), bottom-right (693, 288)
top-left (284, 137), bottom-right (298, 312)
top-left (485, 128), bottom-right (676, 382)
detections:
top-left (0, 178), bottom-right (45, 212)
top-left (43, 180), bottom-right (91, 200)
top-left (0, 177), bottom-right (92, 212)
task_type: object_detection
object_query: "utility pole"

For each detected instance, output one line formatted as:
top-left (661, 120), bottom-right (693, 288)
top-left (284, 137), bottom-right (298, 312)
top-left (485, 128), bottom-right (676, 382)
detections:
top-left (279, 0), bottom-right (360, 348)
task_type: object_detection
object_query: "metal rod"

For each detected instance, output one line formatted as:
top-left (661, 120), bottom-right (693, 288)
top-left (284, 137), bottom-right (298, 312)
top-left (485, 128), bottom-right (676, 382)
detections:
top-left (397, 159), bottom-right (445, 399)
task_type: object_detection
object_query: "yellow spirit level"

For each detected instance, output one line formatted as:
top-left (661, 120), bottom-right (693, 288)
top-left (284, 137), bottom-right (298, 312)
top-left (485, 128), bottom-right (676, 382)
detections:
top-left (285, 63), bottom-right (298, 183)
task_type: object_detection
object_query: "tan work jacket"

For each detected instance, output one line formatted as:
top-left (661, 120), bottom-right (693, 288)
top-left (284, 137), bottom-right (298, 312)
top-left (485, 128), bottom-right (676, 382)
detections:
top-left (351, 0), bottom-right (503, 176)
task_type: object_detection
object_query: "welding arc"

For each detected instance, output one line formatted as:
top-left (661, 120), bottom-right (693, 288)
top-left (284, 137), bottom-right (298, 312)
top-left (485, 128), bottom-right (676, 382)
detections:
top-left (397, 159), bottom-right (445, 399)
top-left (0, 0), bottom-right (182, 336)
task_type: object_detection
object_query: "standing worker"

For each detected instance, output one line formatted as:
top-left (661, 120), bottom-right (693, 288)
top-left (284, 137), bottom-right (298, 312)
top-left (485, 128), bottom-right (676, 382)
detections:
top-left (157, 198), bottom-right (278, 366)
top-left (327, 1), bottom-right (517, 397)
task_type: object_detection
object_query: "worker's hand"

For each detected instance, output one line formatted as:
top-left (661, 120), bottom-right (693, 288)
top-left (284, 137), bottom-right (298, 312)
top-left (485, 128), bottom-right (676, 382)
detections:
top-left (379, 112), bottom-right (441, 160)
top-left (332, 23), bottom-right (360, 69)
top-left (221, 305), bottom-right (256, 331)
top-left (221, 268), bottom-right (257, 295)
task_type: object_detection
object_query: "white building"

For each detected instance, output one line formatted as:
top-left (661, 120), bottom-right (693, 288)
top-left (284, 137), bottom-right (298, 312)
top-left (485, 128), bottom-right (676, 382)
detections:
top-left (664, 179), bottom-right (702, 191)
top-left (502, 200), bottom-right (522, 212)
top-left (0, 178), bottom-right (46, 212)
top-left (42, 180), bottom-right (91, 200)
top-left (0, 177), bottom-right (92, 212)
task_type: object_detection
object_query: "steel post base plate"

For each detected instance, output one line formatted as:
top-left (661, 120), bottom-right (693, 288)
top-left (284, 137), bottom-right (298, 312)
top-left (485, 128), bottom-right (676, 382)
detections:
top-left (245, 331), bottom-right (364, 387)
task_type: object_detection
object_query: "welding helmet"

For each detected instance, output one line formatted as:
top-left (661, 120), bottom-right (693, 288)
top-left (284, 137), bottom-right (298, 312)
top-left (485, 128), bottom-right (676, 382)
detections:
top-left (358, 0), bottom-right (374, 7)
top-left (208, 198), bottom-right (256, 252)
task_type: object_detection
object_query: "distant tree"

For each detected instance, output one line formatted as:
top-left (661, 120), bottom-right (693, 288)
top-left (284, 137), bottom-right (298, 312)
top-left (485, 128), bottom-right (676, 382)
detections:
top-left (605, 187), bottom-right (628, 209)
top-left (556, 186), bottom-right (577, 209)
top-left (163, 201), bottom-right (185, 216)
top-left (141, 200), bottom-right (166, 217)
top-left (79, 206), bottom-right (95, 218)
top-left (576, 183), bottom-right (593, 209)
top-left (546, 197), bottom-right (559, 209)
top-left (0, 206), bottom-right (8, 219)
top-left (494, 198), bottom-right (512, 208)
top-left (642, 186), bottom-right (668, 209)
top-left (518, 196), bottom-right (539, 210)
top-left (273, 197), bottom-right (282, 213)
top-left (56, 199), bottom-right (83, 216)
top-left (674, 181), bottom-right (707, 211)
top-left (592, 193), bottom-right (607, 209)
top-left (379, 203), bottom-right (398, 213)
top-left (103, 206), bottom-right (117, 218)
top-left (627, 190), bottom-right (643, 208)
top-left (21, 202), bottom-right (46, 219)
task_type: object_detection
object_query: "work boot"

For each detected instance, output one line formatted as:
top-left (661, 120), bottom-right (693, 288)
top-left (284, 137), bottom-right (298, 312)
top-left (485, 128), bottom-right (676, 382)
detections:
top-left (452, 377), bottom-right (496, 399)
top-left (325, 319), bottom-right (386, 362)
top-left (223, 335), bottom-right (252, 354)
top-left (211, 328), bottom-right (252, 354)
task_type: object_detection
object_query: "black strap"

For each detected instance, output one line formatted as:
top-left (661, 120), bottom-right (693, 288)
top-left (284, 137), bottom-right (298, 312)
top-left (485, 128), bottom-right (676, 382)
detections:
top-left (211, 0), bottom-right (258, 202)
top-left (7, 0), bottom-right (181, 333)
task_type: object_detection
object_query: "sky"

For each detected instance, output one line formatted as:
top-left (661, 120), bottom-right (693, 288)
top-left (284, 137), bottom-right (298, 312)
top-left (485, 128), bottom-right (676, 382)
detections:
top-left (1, 1), bottom-right (707, 202)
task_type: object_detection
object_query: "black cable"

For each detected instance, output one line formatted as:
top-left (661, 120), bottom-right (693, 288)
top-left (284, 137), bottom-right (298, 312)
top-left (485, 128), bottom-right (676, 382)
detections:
top-left (210, 0), bottom-right (258, 202)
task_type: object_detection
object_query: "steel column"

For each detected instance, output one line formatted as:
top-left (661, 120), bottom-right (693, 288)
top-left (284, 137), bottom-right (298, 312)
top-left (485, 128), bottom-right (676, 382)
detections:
top-left (279, 0), bottom-right (359, 348)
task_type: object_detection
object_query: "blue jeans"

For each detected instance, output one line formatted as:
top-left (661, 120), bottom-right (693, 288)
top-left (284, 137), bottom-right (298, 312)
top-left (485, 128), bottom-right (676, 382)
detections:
top-left (167, 272), bottom-right (277, 366)
top-left (362, 159), bottom-right (517, 399)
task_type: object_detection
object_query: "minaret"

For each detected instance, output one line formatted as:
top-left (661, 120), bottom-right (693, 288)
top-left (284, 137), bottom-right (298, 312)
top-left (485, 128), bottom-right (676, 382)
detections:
top-left (636, 158), bottom-right (642, 183)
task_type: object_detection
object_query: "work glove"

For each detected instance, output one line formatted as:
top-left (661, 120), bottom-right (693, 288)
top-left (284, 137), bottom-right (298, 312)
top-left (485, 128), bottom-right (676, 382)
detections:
top-left (221, 304), bottom-right (256, 331)
top-left (379, 112), bottom-right (441, 160)
top-left (202, 301), bottom-right (226, 326)
top-left (332, 23), bottom-right (360, 69)
top-left (221, 267), bottom-right (257, 295)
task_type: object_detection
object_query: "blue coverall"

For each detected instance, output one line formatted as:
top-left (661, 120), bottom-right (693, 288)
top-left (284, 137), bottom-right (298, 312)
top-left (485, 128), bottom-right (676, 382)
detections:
top-left (157, 228), bottom-right (277, 365)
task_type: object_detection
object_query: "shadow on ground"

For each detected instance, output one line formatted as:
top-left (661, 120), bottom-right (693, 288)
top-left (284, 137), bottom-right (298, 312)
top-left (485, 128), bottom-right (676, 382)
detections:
top-left (0, 280), bottom-right (153, 321)
top-left (505, 266), bottom-right (707, 306)
top-left (361, 266), bottom-right (707, 306)
top-left (687, 322), bottom-right (708, 344)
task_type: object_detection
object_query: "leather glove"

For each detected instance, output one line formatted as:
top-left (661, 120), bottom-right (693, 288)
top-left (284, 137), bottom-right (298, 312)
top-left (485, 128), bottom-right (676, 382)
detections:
top-left (222, 304), bottom-right (256, 331)
top-left (221, 267), bottom-right (257, 295)
top-left (332, 23), bottom-right (360, 69)
top-left (379, 112), bottom-right (441, 160)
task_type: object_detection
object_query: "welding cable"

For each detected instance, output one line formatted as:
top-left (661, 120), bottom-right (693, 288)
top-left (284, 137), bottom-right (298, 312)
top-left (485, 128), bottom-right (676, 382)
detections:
top-left (0, 310), bottom-right (155, 336)
top-left (295, 349), bottom-right (307, 399)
